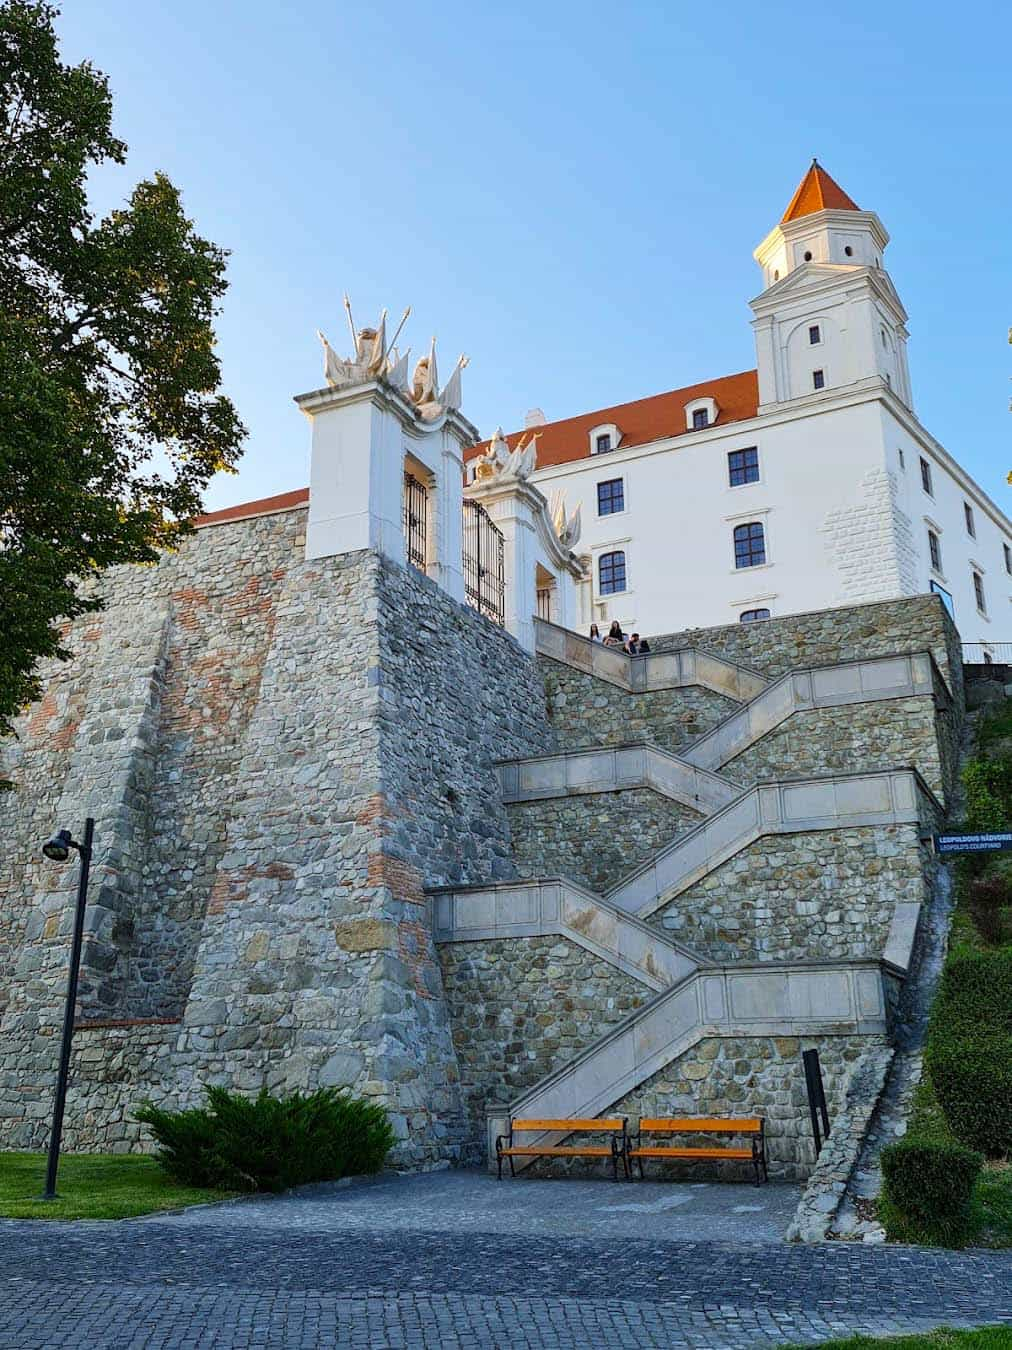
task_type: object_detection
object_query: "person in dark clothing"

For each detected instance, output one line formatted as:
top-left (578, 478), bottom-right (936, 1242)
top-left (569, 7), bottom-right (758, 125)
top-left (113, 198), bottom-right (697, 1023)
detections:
top-left (626, 632), bottom-right (650, 655)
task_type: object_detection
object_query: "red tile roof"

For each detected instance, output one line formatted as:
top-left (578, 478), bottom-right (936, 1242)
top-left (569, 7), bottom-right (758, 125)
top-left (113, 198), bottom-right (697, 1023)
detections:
top-left (193, 487), bottom-right (309, 527)
top-left (194, 369), bottom-right (760, 526)
top-left (781, 161), bottom-right (860, 222)
top-left (465, 369), bottom-right (759, 469)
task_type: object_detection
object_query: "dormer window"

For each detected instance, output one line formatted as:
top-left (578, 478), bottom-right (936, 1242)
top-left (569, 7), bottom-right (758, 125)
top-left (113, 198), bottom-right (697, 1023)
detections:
top-left (589, 422), bottom-right (621, 455)
top-left (685, 396), bottom-right (719, 432)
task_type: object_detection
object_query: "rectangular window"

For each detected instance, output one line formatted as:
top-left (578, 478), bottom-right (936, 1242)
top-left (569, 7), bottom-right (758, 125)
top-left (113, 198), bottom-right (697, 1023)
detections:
top-left (727, 447), bottom-right (760, 487)
top-left (740, 608), bottom-right (771, 623)
top-left (964, 502), bottom-right (976, 537)
top-left (733, 521), bottom-right (766, 569)
top-left (1004, 543), bottom-right (1011, 576)
top-left (973, 570), bottom-right (986, 613)
top-left (920, 457), bottom-right (933, 495)
top-left (598, 550), bottom-right (626, 595)
top-left (692, 408), bottom-right (709, 430)
top-left (596, 478), bottom-right (625, 516)
top-left (595, 434), bottom-right (612, 454)
top-left (812, 369), bottom-right (825, 390)
top-left (928, 529), bottom-right (942, 573)
top-left (808, 325), bottom-right (821, 345)
top-left (898, 448), bottom-right (905, 469)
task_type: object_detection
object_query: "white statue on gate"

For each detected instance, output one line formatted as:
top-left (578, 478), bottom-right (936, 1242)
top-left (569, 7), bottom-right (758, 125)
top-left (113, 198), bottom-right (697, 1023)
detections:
top-left (472, 426), bottom-right (539, 483)
top-left (316, 298), bottom-right (468, 420)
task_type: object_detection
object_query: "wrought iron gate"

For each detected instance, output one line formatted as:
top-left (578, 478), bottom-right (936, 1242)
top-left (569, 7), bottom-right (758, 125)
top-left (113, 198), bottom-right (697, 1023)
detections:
top-left (462, 499), bottom-right (505, 626)
top-left (403, 472), bottom-right (428, 572)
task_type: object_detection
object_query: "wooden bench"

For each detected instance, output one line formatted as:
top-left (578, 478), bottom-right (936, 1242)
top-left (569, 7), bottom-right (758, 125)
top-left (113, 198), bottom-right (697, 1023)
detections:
top-left (628, 1117), bottom-right (767, 1186)
top-left (496, 1117), bottom-right (628, 1181)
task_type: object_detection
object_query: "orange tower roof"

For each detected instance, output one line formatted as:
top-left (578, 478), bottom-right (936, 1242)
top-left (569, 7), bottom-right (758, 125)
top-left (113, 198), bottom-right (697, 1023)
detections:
top-left (781, 161), bottom-right (860, 222)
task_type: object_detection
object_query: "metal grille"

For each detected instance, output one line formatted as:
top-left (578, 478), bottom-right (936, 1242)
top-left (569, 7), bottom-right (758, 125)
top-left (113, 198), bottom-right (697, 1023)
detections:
top-left (536, 587), bottom-right (552, 620)
top-left (403, 472), bottom-right (428, 572)
top-left (462, 499), bottom-right (505, 626)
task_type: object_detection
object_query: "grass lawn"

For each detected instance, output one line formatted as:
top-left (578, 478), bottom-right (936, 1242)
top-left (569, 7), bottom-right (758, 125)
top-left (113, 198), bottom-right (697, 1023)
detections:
top-left (0, 1152), bottom-right (236, 1220)
top-left (974, 1163), bottom-right (1012, 1248)
top-left (798, 1330), bottom-right (1011, 1348)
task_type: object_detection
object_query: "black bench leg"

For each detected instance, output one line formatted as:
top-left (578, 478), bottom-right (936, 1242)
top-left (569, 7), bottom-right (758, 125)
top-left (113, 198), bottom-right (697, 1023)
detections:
top-left (497, 1154), bottom-right (502, 1182)
top-left (509, 1155), bottom-right (516, 1178)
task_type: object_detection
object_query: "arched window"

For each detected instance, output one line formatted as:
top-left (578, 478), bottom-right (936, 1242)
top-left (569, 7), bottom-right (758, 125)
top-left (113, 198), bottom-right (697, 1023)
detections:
top-left (740, 608), bottom-right (771, 623)
top-left (733, 522), bottom-right (766, 569)
top-left (598, 550), bottom-right (626, 595)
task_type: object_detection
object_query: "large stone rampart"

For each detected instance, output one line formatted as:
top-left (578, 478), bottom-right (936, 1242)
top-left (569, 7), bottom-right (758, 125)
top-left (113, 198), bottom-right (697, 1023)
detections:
top-left (0, 508), bottom-right (553, 1163)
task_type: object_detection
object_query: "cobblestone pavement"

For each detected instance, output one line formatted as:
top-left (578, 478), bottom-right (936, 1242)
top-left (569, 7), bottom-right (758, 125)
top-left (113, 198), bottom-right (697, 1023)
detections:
top-left (0, 1171), bottom-right (1008, 1348)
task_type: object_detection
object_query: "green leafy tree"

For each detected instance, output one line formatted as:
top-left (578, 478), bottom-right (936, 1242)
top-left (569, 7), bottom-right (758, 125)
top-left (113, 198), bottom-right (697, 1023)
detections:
top-left (0, 1), bottom-right (244, 739)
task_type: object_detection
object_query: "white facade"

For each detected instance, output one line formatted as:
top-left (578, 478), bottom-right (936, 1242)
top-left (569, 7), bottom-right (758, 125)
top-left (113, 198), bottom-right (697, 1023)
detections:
top-left (523, 166), bottom-right (1011, 648)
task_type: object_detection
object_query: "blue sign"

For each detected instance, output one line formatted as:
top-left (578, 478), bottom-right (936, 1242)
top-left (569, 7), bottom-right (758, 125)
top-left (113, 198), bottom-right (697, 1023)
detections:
top-left (935, 832), bottom-right (1012, 856)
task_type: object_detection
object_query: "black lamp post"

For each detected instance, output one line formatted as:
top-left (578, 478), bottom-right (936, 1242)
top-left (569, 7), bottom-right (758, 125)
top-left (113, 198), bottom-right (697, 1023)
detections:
top-left (39, 817), bottom-right (94, 1200)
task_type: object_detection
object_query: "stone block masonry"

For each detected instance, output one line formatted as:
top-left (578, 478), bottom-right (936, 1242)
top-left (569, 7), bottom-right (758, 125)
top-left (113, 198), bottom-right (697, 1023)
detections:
top-left (653, 824), bottom-right (932, 965)
top-left (438, 936), bottom-right (649, 1153)
top-left (614, 1034), bottom-right (886, 1180)
top-left (722, 699), bottom-right (947, 800)
top-left (0, 508), bottom-right (555, 1167)
top-left (539, 661), bottom-right (738, 754)
top-left (651, 594), bottom-right (963, 714)
top-left (507, 789), bottom-right (702, 893)
top-left (0, 514), bottom-right (964, 1182)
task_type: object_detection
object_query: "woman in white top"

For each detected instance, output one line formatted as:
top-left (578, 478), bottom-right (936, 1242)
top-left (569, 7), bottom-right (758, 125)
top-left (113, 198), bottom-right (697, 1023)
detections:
top-left (588, 623), bottom-right (602, 643)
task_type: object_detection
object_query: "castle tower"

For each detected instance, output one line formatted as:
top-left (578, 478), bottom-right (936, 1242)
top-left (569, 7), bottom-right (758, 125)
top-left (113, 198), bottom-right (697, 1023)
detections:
top-left (750, 161), bottom-right (912, 411)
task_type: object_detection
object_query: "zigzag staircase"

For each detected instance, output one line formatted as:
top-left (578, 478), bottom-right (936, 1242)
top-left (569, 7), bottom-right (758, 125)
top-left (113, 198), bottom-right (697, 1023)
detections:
top-left (433, 632), bottom-right (946, 1167)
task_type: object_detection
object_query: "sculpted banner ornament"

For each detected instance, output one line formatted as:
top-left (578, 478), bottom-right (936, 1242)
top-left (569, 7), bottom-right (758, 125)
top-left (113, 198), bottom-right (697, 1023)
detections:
top-left (317, 297), bottom-right (468, 420)
top-left (472, 427), bottom-right (539, 484)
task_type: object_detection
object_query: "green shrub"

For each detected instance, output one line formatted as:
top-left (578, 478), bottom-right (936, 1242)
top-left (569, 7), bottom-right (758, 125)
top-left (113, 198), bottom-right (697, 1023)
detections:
top-left (137, 1086), bottom-right (395, 1193)
top-left (961, 757), bottom-right (1012, 833)
top-left (967, 873), bottom-right (1010, 946)
top-left (880, 1137), bottom-right (983, 1246)
top-left (924, 953), bottom-right (1012, 1157)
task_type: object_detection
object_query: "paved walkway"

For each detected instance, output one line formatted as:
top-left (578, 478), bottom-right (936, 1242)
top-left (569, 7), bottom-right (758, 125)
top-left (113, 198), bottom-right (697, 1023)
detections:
top-left (0, 1170), bottom-right (1008, 1348)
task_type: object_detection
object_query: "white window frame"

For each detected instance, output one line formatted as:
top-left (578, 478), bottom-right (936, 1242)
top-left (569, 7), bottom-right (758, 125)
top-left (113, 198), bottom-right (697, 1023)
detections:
top-left (924, 516), bottom-right (945, 580)
top-left (589, 422), bottom-right (621, 455)
top-left (919, 456), bottom-right (934, 497)
top-left (971, 563), bottom-right (988, 618)
top-left (727, 445), bottom-right (761, 490)
top-left (592, 538), bottom-right (632, 602)
top-left (595, 475), bottom-right (627, 519)
top-left (725, 507), bottom-right (772, 574)
top-left (684, 396), bottom-right (719, 432)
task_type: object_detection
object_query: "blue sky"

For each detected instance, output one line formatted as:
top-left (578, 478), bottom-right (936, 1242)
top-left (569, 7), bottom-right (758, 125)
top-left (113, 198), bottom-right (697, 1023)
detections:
top-left (57, 1), bottom-right (1011, 513)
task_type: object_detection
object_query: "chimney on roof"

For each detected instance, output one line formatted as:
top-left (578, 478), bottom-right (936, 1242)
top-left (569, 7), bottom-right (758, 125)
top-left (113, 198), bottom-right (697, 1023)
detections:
top-left (524, 407), bottom-right (546, 429)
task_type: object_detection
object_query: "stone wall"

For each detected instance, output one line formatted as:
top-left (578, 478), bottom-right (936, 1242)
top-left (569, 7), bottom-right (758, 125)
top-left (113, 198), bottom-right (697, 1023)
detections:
top-left (649, 594), bottom-right (963, 709)
top-left (539, 660), bottom-right (738, 754)
top-left (507, 789), bottom-right (702, 893)
top-left (614, 1033), bottom-right (887, 1180)
top-left (653, 825), bottom-right (931, 964)
top-left (721, 700), bottom-right (946, 800)
top-left (0, 509), bottom-right (556, 1166)
top-left (438, 935), bottom-right (649, 1153)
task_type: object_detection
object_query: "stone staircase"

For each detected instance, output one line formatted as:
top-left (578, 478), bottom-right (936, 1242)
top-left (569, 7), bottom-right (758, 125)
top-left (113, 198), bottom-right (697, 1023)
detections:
top-left (432, 627), bottom-right (952, 1179)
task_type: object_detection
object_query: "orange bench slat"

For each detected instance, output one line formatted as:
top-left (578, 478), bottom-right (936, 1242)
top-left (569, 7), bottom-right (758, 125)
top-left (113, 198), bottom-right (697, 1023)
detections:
top-left (629, 1146), bottom-right (753, 1160)
top-left (637, 1117), bottom-right (761, 1134)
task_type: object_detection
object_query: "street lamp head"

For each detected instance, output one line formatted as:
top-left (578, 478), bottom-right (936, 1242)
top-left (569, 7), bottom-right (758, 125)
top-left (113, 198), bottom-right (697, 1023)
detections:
top-left (42, 829), bottom-right (74, 863)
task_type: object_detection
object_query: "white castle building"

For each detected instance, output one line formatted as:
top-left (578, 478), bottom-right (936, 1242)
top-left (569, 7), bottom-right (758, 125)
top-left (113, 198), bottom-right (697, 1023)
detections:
top-left (200, 162), bottom-right (1008, 650)
top-left (463, 162), bottom-right (1009, 648)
